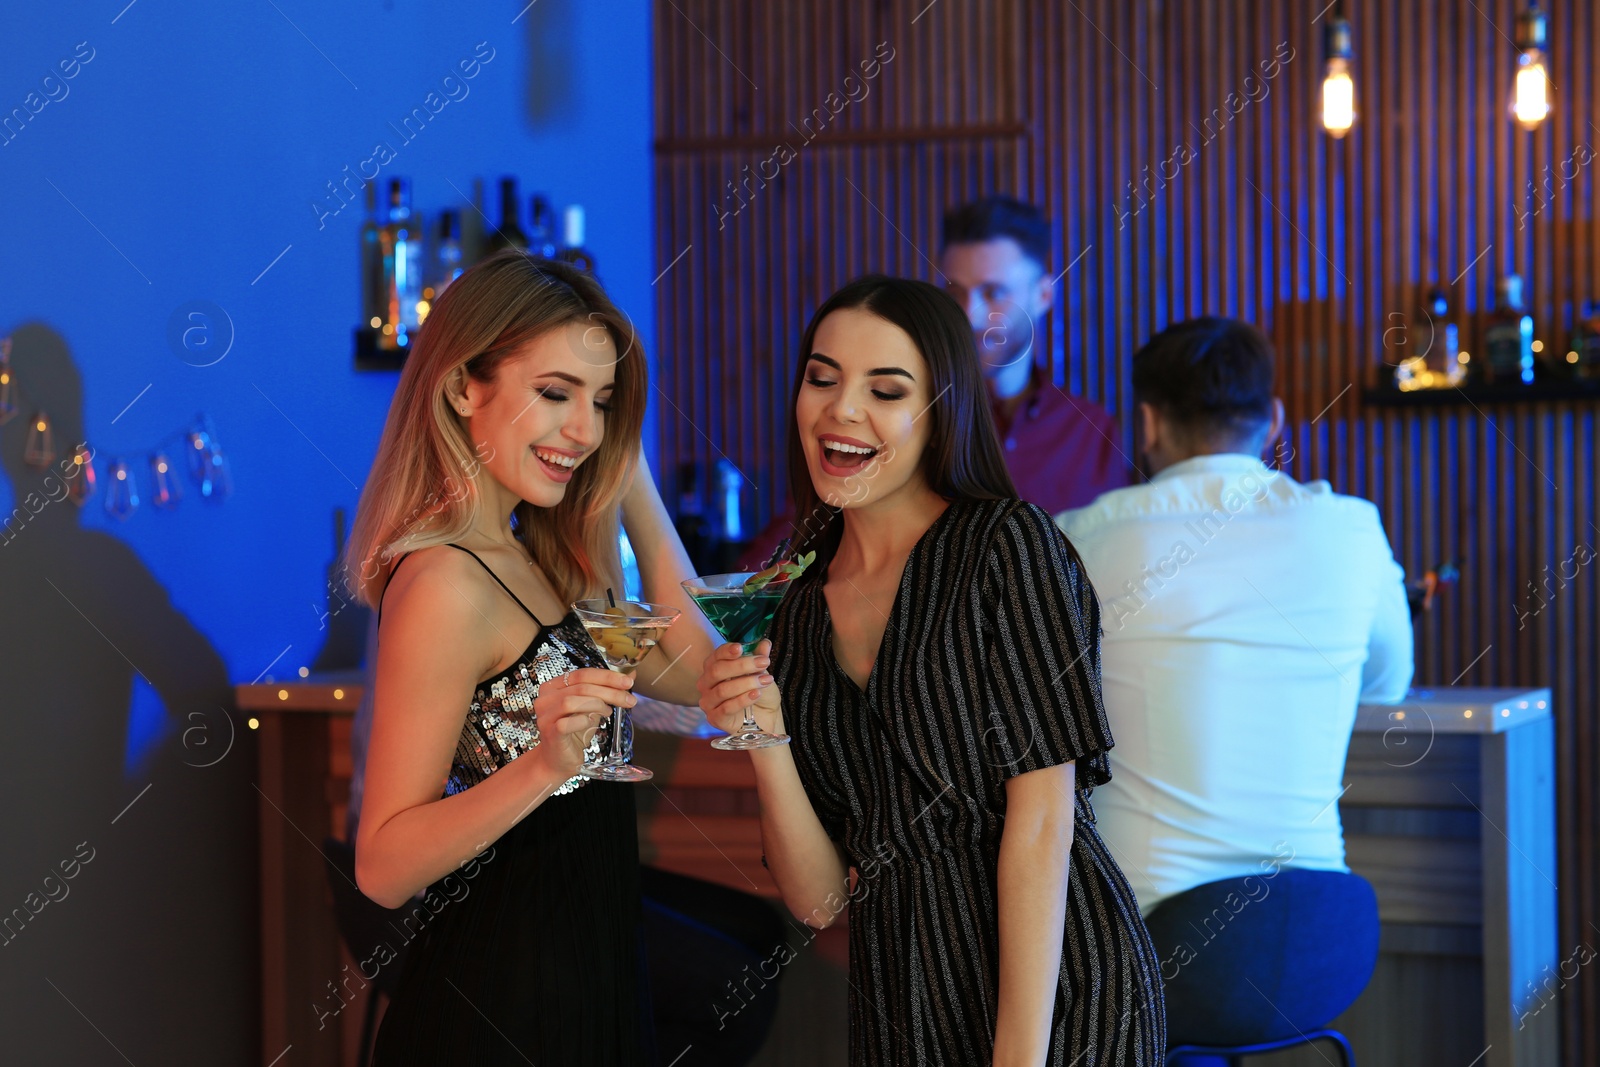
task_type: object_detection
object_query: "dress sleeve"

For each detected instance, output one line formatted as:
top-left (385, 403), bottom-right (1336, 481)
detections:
top-left (980, 501), bottom-right (1115, 786)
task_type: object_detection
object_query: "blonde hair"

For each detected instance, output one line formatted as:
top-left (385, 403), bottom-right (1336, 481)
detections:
top-left (344, 251), bottom-right (646, 609)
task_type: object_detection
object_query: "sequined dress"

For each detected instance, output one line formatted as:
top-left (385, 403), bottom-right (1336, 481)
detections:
top-left (369, 544), bottom-right (652, 1065)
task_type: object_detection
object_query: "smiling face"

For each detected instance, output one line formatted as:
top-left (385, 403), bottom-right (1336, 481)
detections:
top-left (795, 307), bottom-right (936, 510)
top-left (458, 319), bottom-right (617, 509)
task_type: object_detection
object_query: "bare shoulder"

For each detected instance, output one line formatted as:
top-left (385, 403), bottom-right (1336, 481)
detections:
top-left (361, 546), bottom-right (502, 864)
top-left (378, 545), bottom-right (500, 658)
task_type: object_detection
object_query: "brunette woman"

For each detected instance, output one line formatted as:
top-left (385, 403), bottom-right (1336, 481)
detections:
top-left (697, 276), bottom-right (1165, 1066)
top-left (348, 251), bottom-right (714, 1064)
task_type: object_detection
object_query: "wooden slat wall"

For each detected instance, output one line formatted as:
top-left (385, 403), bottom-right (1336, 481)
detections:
top-left (652, 1), bottom-right (1598, 1060)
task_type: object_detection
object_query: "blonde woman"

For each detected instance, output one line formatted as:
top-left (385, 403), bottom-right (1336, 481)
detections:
top-left (347, 252), bottom-right (715, 1064)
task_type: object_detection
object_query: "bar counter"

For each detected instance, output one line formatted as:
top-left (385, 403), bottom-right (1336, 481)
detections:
top-left (235, 679), bottom-right (1555, 1067)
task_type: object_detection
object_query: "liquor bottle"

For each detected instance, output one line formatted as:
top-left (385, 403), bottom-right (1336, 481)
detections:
top-left (359, 181), bottom-right (384, 335)
top-left (557, 204), bottom-right (597, 275)
top-left (528, 195), bottom-right (559, 258)
top-left (1395, 288), bottom-right (1463, 391)
top-left (1567, 300), bottom-right (1600, 382)
top-left (486, 176), bottom-right (528, 254)
top-left (713, 458), bottom-right (748, 544)
top-left (673, 461), bottom-right (709, 571)
top-left (309, 506), bottom-right (372, 673)
top-left (1424, 288), bottom-right (1464, 387)
top-left (432, 209), bottom-right (464, 296)
top-left (460, 177), bottom-right (487, 268)
top-left (378, 178), bottom-right (424, 352)
top-left (1483, 274), bottom-right (1535, 385)
top-left (707, 459), bottom-right (756, 572)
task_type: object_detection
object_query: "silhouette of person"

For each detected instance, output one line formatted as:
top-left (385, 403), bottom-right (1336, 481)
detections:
top-left (0, 322), bottom-right (256, 1064)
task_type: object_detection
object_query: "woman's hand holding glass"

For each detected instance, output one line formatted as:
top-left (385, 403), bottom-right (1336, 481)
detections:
top-left (695, 638), bottom-right (783, 738)
top-left (530, 667), bottom-right (637, 782)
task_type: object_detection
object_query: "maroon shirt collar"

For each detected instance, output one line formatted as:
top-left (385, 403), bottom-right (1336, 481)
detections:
top-left (990, 362), bottom-right (1048, 435)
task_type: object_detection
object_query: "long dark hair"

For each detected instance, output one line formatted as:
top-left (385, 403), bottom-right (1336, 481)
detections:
top-left (785, 274), bottom-right (1017, 568)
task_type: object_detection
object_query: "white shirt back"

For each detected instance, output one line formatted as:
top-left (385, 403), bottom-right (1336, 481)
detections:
top-left (1056, 453), bottom-right (1413, 915)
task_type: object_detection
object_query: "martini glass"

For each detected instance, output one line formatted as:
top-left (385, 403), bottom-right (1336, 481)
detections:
top-left (681, 572), bottom-right (795, 750)
top-left (572, 598), bottom-right (682, 782)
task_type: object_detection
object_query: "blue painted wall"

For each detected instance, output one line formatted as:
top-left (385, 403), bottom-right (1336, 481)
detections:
top-left (3, 0), bottom-right (657, 691)
top-left (0, 1), bottom-right (654, 1061)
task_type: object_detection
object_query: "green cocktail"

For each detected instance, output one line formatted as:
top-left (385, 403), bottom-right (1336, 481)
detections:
top-left (688, 586), bottom-right (786, 655)
top-left (683, 555), bottom-right (812, 751)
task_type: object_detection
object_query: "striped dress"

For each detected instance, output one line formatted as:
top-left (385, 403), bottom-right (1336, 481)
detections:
top-left (770, 498), bottom-right (1166, 1065)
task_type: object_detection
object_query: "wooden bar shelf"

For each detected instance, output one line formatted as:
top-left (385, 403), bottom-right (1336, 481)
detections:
top-left (1363, 380), bottom-right (1600, 407)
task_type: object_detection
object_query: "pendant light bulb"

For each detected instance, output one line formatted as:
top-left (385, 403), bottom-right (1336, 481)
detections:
top-left (1511, 4), bottom-right (1552, 130)
top-left (1322, 16), bottom-right (1356, 138)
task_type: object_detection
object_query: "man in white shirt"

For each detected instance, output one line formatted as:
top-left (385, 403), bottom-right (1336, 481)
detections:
top-left (1057, 316), bottom-right (1414, 919)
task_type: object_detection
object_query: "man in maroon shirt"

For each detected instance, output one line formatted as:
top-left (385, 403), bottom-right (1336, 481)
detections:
top-left (939, 195), bottom-right (1129, 515)
top-left (738, 195), bottom-right (1129, 567)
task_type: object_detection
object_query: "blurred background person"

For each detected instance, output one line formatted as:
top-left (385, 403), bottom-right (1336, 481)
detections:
top-left (1056, 316), bottom-right (1413, 1051)
top-left (939, 195), bottom-right (1128, 514)
top-left (740, 195), bottom-right (1127, 569)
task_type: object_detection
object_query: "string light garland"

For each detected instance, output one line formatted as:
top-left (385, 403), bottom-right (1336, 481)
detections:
top-left (0, 336), bottom-right (232, 521)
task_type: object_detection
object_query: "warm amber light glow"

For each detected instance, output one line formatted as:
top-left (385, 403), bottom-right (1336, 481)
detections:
top-left (1512, 52), bottom-right (1552, 129)
top-left (333, 688), bottom-right (346, 700)
top-left (1322, 61), bottom-right (1355, 137)
top-left (247, 717), bottom-right (260, 730)
top-left (1395, 353), bottom-right (1465, 391)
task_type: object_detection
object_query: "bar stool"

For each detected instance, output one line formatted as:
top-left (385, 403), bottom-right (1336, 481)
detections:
top-left (1165, 1028), bottom-right (1356, 1066)
top-left (1144, 869), bottom-right (1378, 1067)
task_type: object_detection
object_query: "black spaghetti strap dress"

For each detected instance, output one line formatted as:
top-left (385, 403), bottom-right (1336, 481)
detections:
top-left (368, 544), bottom-right (654, 1066)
